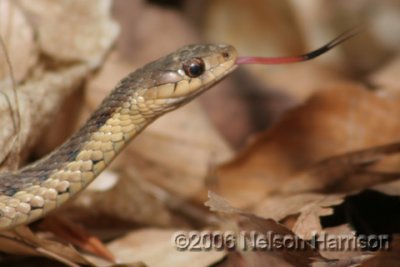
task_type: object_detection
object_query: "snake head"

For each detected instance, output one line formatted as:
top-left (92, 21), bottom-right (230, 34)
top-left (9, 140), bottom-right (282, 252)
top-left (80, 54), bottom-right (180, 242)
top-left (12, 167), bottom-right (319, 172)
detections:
top-left (138, 44), bottom-right (238, 111)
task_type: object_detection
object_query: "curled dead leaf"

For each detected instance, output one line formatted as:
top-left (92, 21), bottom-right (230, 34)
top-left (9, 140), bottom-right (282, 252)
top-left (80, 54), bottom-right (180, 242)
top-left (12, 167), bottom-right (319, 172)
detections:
top-left (281, 142), bottom-right (400, 194)
top-left (213, 84), bottom-right (400, 208)
top-left (206, 192), bottom-right (327, 267)
top-left (18, 0), bottom-right (119, 67)
top-left (0, 226), bottom-right (91, 266)
top-left (253, 193), bottom-right (344, 236)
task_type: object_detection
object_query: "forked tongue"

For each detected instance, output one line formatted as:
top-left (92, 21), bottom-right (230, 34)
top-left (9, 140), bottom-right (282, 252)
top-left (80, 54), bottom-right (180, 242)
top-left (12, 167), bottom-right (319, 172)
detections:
top-left (236, 27), bottom-right (360, 65)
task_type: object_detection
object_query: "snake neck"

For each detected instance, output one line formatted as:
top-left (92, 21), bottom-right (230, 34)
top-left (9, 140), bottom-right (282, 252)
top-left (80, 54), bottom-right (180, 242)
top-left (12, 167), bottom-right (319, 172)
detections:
top-left (40, 90), bottom-right (151, 197)
top-left (0, 81), bottom-right (155, 229)
top-left (1, 80), bottom-right (152, 199)
top-left (0, 81), bottom-right (154, 229)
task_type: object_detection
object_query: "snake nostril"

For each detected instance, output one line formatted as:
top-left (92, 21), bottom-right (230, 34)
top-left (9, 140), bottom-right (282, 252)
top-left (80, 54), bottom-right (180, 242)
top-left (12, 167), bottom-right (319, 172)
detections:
top-left (222, 52), bottom-right (230, 59)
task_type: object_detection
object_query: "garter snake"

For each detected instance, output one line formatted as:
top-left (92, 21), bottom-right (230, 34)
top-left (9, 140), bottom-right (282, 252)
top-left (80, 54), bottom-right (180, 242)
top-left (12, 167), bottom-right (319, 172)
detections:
top-left (0, 44), bottom-right (238, 229)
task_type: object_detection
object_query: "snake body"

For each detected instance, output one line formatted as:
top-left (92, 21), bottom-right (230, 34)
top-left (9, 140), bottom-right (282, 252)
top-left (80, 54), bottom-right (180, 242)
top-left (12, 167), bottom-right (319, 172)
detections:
top-left (0, 44), bottom-right (237, 229)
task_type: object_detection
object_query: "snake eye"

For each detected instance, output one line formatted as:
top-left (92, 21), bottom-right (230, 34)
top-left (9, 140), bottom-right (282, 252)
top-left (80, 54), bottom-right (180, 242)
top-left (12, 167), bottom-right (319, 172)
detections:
top-left (183, 57), bottom-right (205, 78)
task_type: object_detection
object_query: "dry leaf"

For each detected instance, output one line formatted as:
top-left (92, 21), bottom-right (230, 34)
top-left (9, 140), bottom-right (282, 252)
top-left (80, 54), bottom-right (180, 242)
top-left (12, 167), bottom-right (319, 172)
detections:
top-left (281, 142), bottom-right (400, 194)
top-left (369, 56), bottom-right (400, 97)
top-left (0, 226), bottom-right (92, 266)
top-left (315, 224), bottom-right (365, 261)
top-left (206, 192), bottom-right (327, 267)
top-left (292, 196), bottom-right (345, 239)
top-left (106, 229), bottom-right (225, 267)
top-left (0, 0), bottom-right (37, 83)
top-left (66, 169), bottom-right (173, 227)
top-left (18, 0), bottom-right (119, 67)
top-left (253, 193), bottom-right (344, 236)
top-left (0, 64), bottom-right (90, 167)
top-left (216, 251), bottom-right (295, 267)
top-left (0, 0), bottom-right (118, 167)
top-left (40, 216), bottom-right (115, 263)
top-left (213, 84), bottom-right (400, 208)
top-left (359, 236), bottom-right (400, 267)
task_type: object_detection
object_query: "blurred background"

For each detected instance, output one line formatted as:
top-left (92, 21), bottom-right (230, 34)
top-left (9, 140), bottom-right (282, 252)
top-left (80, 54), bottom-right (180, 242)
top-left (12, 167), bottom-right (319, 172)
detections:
top-left (110, 0), bottom-right (400, 148)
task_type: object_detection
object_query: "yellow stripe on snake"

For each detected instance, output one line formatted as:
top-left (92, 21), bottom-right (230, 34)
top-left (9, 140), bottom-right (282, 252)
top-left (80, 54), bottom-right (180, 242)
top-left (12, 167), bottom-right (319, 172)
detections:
top-left (0, 44), bottom-right (237, 229)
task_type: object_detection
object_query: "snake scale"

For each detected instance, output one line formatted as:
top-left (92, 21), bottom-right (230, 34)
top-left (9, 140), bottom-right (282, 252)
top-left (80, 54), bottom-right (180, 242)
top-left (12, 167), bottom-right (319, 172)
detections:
top-left (0, 44), bottom-right (237, 230)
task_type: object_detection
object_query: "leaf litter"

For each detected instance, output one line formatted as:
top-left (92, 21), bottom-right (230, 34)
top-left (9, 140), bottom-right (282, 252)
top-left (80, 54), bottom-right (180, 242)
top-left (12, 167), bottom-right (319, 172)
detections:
top-left (1, 0), bottom-right (400, 266)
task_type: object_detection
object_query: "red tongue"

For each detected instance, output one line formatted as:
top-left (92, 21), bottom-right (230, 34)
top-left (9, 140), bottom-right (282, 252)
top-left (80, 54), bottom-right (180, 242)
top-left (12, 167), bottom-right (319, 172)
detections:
top-left (236, 27), bottom-right (360, 65)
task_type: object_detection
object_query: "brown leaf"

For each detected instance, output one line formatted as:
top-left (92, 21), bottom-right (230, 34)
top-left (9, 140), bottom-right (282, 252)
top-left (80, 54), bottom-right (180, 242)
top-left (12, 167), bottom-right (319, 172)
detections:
top-left (292, 196), bottom-right (345, 239)
top-left (213, 84), bottom-right (400, 208)
top-left (127, 101), bottom-right (233, 198)
top-left (0, 0), bottom-right (118, 168)
top-left (40, 216), bottom-right (115, 263)
top-left (359, 235), bottom-right (400, 267)
top-left (0, 0), bottom-right (37, 83)
top-left (369, 56), bottom-right (400, 97)
top-left (253, 193), bottom-right (344, 238)
top-left (65, 169), bottom-right (173, 227)
top-left (216, 251), bottom-right (295, 267)
top-left (315, 224), bottom-right (365, 261)
top-left (281, 142), bottom-right (400, 194)
top-left (372, 179), bottom-right (400, 196)
top-left (0, 64), bottom-right (90, 168)
top-left (0, 226), bottom-right (92, 266)
top-left (106, 229), bottom-right (225, 267)
top-left (206, 192), bottom-right (327, 267)
top-left (18, 0), bottom-right (119, 66)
